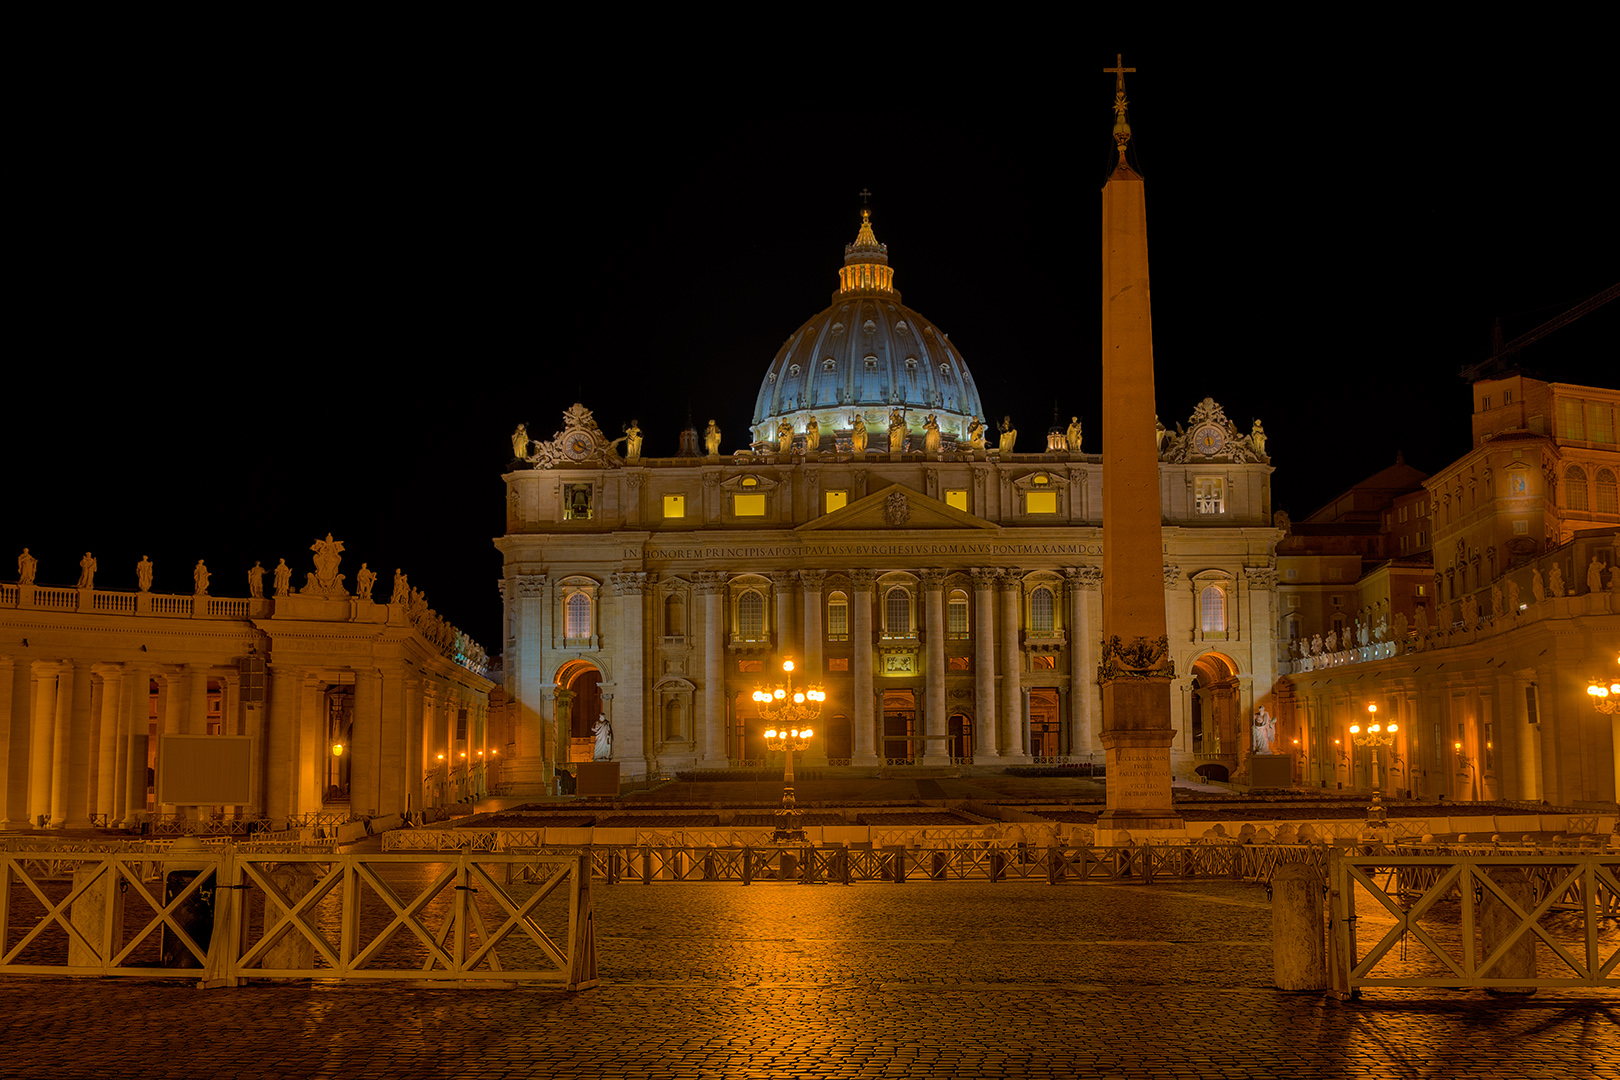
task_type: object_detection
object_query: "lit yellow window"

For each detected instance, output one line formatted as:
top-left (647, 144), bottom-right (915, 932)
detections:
top-left (825, 490), bottom-right (848, 513)
top-left (1026, 491), bottom-right (1057, 514)
top-left (733, 494), bottom-right (766, 516)
top-left (945, 489), bottom-right (968, 511)
top-left (663, 494), bottom-right (685, 518)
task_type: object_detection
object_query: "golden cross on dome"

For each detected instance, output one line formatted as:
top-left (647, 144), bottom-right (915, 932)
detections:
top-left (1103, 54), bottom-right (1135, 90)
top-left (858, 187), bottom-right (872, 205)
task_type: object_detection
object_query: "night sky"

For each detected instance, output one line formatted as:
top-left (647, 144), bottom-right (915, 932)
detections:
top-left (7, 41), bottom-right (1615, 655)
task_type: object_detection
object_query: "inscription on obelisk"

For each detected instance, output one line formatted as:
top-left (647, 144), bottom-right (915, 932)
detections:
top-left (1096, 55), bottom-right (1181, 832)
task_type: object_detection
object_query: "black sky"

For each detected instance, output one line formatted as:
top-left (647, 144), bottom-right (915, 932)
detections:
top-left (7, 38), bottom-right (1615, 654)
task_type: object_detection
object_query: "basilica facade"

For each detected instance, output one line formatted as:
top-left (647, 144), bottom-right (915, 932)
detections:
top-left (498, 214), bottom-right (1282, 790)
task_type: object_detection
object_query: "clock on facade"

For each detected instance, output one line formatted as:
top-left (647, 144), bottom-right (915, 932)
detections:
top-left (1192, 424), bottom-right (1225, 456)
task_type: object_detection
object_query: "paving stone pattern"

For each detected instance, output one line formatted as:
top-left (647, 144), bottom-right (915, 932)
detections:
top-left (0, 879), bottom-right (1613, 1079)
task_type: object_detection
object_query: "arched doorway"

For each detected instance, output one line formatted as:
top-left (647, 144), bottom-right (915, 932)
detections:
top-left (1188, 652), bottom-right (1240, 765)
top-left (1028, 689), bottom-right (1059, 758)
top-left (948, 712), bottom-right (972, 762)
top-left (883, 689), bottom-right (916, 763)
top-left (555, 660), bottom-right (602, 765)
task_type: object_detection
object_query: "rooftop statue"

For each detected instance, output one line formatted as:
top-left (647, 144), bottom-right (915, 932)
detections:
top-left (966, 417), bottom-right (985, 452)
top-left (248, 561), bottom-right (265, 599)
top-left (511, 424), bottom-right (531, 461)
top-left (705, 420), bottom-right (722, 458)
top-left (851, 415), bottom-right (868, 454)
top-left (77, 552), bottom-right (97, 590)
top-left (391, 568), bottom-right (409, 604)
top-left (17, 549), bottom-right (36, 586)
top-left (137, 556), bottom-right (153, 593)
top-left (924, 413), bottom-right (942, 457)
top-left (273, 559), bottom-right (292, 597)
top-left (1250, 420), bottom-right (1267, 458)
top-left (997, 416), bottom-right (1017, 455)
top-left (888, 408), bottom-right (907, 453)
top-left (306, 533), bottom-right (347, 597)
top-left (623, 420), bottom-right (642, 462)
top-left (805, 415), bottom-right (820, 453)
top-left (193, 560), bottom-right (210, 595)
top-left (357, 563), bottom-right (377, 601)
top-left (1067, 416), bottom-right (1082, 453)
top-left (778, 418), bottom-right (793, 455)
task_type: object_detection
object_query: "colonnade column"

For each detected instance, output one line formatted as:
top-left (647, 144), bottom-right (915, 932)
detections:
top-left (998, 570), bottom-right (1029, 762)
top-left (404, 675), bottom-right (424, 816)
top-left (265, 664), bottom-right (301, 824)
top-left (161, 666), bottom-right (189, 820)
top-left (377, 665), bottom-right (405, 815)
top-left (51, 660), bottom-right (93, 828)
top-left (120, 667), bottom-right (149, 827)
top-left (921, 569), bottom-right (947, 762)
top-left (351, 666), bottom-right (379, 816)
top-left (971, 570), bottom-right (999, 760)
top-left (851, 570), bottom-right (878, 765)
top-left (697, 572), bottom-right (727, 765)
top-left (0, 658), bottom-right (28, 828)
top-left (95, 666), bottom-right (123, 822)
top-left (29, 662), bottom-right (59, 824)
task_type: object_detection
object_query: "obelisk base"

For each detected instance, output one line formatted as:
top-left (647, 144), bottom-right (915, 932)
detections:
top-left (1096, 678), bottom-right (1182, 836)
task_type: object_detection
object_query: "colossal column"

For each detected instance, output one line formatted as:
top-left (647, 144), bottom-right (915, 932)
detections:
top-left (611, 570), bottom-right (653, 777)
top-left (971, 569), bottom-right (1000, 759)
top-left (1097, 57), bottom-right (1181, 832)
top-left (771, 571), bottom-right (797, 662)
top-left (697, 572), bottom-right (727, 765)
top-left (29, 662), bottom-right (59, 823)
top-left (921, 570), bottom-right (948, 761)
top-left (119, 666), bottom-right (149, 828)
top-left (1065, 567), bottom-right (1102, 759)
top-left (799, 570), bottom-right (825, 682)
top-left (95, 666), bottom-right (124, 822)
top-left (265, 664), bottom-right (301, 823)
top-left (998, 570), bottom-right (1029, 762)
top-left (512, 572), bottom-right (549, 788)
top-left (0, 658), bottom-right (28, 828)
top-left (850, 570), bottom-right (878, 765)
top-left (351, 667), bottom-right (380, 816)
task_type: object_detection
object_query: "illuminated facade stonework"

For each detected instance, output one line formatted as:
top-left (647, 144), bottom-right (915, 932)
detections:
top-left (497, 216), bottom-right (1282, 791)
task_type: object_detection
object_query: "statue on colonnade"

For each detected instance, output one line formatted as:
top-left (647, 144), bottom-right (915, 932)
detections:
top-left (248, 561), bottom-right (265, 599)
top-left (17, 549), bottom-right (37, 586)
top-left (273, 558), bottom-right (292, 597)
top-left (356, 563), bottom-right (377, 601)
top-left (77, 552), bottom-right (97, 589)
top-left (137, 556), bottom-right (153, 593)
top-left (704, 420), bottom-right (722, 458)
top-left (193, 560), bottom-right (210, 595)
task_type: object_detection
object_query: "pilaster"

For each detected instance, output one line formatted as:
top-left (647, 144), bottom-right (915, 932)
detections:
top-left (851, 570), bottom-right (878, 765)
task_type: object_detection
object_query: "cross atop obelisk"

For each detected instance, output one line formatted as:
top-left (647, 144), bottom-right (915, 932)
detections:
top-left (1096, 56), bottom-right (1181, 838)
top-left (1104, 54), bottom-right (1136, 166)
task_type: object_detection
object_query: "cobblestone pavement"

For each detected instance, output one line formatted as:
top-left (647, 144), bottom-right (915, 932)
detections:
top-left (0, 880), bottom-right (1614, 1079)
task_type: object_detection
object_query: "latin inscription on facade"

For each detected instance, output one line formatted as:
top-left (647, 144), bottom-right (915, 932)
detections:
top-left (627, 541), bottom-right (1101, 562)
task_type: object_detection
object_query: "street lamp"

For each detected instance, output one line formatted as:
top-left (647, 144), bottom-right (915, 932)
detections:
top-left (1349, 703), bottom-right (1398, 793)
top-left (1454, 740), bottom-right (1479, 802)
top-left (753, 658), bottom-right (824, 842)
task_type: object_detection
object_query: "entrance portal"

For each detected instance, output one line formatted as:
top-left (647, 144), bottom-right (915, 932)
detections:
top-left (882, 689), bottom-right (916, 763)
top-left (555, 660), bottom-right (603, 764)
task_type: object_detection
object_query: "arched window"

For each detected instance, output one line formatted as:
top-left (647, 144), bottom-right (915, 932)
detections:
top-left (826, 591), bottom-right (848, 637)
top-left (565, 593), bottom-right (592, 639)
top-left (1029, 587), bottom-right (1055, 633)
top-left (1595, 468), bottom-right (1618, 513)
top-left (1566, 465), bottom-right (1589, 511)
top-left (737, 591), bottom-right (765, 641)
top-left (947, 590), bottom-right (970, 637)
top-left (885, 587), bottom-right (912, 637)
top-left (1200, 585), bottom-right (1227, 633)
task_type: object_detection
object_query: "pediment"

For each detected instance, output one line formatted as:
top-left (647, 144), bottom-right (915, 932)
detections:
top-left (798, 484), bottom-right (998, 532)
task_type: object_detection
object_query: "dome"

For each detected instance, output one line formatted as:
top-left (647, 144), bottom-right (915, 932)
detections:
top-left (750, 210), bottom-right (985, 448)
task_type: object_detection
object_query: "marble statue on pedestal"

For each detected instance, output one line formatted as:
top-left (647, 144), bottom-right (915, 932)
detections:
top-left (966, 417), bottom-right (985, 452)
top-left (77, 552), bottom-right (96, 589)
top-left (851, 415), bottom-right (868, 454)
top-left (1491, 583), bottom-right (1504, 620)
top-left (1250, 420), bottom-right (1267, 458)
top-left (888, 408), bottom-right (907, 453)
top-left (777, 419), bottom-right (793, 455)
top-left (16, 549), bottom-right (36, 586)
top-left (1066, 416), bottom-right (1082, 453)
top-left (805, 415), bottom-right (820, 453)
top-left (591, 714), bottom-right (613, 760)
top-left (273, 559), bottom-right (292, 597)
top-left (356, 563), bottom-right (376, 601)
top-left (623, 421), bottom-right (642, 462)
top-left (306, 533), bottom-right (347, 597)
top-left (1393, 611), bottom-right (1407, 644)
top-left (1531, 569), bottom-right (1545, 603)
top-left (248, 561), bottom-right (265, 599)
top-left (511, 424), bottom-right (531, 460)
top-left (1506, 579), bottom-right (1520, 612)
top-left (1252, 706), bottom-right (1276, 754)
top-left (1413, 606), bottom-right (1428, 637)
top-left (1548, 564), bottom-right (1564, 598)
top-left (1588, 556), bottom-right (1607, 595)
top-left (704, 420), bottom-right (722, 457)
top-left (924, 413), bottom-right (941, 456)
top-left (391, 568), bottom-right (408, 604)
top-left (136, 556), bottom-right (153, 593)
top-left (193, 560), bottom-right (210, 595)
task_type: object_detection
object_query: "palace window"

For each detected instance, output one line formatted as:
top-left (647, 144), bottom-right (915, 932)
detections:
top-left (737, 590), bottom-right (766, 641)
top-left (884, 586), bottom-right (913, 637)
top-left (663, 494), bottom-right (685, 518)
top-left (826, 591), bottom-right (849, 637)
top-left (1025, 475), bottom-right (1057, 515)
top-left (1200, 585), bottom-right (1227, 633)
top-left (947, 590), bottom-right (969, 637)
top-left (945, 489), bottom-right (968, 512)
top-left (825, 490), bottom-right (848, 513)
top-left (1029, 587), bottom-right (1055, 634)
top-left (734, 477), bottom-right (766, 517)
top-left (1566, 465), bottom-right (1588, 511)
top-left (565, 593), bottom-right (592, 640)
top-left (1595, 468), bottom-right (1618, 513)
top-left (1195, 477), bottom-right (1225, 514)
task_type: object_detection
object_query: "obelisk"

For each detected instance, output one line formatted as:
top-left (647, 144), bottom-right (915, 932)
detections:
top-left (1097, 55), bottom-right (1180, 835)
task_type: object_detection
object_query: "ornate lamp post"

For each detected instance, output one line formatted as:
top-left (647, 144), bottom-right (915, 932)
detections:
top-left (752, 658), bottom-right (824, 842)
top-left (1349, 703), bottom-right (1398, 793)
top-left (1454, 741), bottom-right (1479, 803)
top-left (1586, 653), bottom-right (1620, 715)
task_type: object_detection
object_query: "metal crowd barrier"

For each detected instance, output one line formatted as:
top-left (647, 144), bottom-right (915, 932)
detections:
top-left (0, 846), bottom-right (597, 990)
